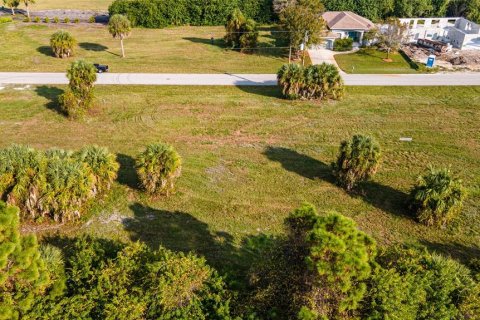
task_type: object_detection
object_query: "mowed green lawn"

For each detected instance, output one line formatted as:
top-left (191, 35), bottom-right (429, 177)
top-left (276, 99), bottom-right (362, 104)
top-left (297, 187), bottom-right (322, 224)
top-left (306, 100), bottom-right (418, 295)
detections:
top-left (0, 22), bottom-right (287, 73)
top-left (336, 48), bottom-right (419, 74)
top-left (14, 0), bottom-right (112, 10)
top-left (1, 85), bottom-right (479, 273)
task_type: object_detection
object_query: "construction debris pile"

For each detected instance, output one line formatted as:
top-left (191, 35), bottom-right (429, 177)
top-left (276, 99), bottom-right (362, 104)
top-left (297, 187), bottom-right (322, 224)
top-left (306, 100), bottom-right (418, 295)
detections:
top-left (402, 43), bottom-right (480, 71)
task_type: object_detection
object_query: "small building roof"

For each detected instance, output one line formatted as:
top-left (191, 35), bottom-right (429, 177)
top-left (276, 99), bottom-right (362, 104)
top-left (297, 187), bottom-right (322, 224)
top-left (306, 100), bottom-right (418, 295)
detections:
top-left (322, 11), bottom-right (374, 31)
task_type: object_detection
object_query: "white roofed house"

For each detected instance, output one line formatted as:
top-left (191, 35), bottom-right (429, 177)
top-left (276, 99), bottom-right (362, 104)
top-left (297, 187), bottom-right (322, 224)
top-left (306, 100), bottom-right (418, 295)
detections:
top-left (321, 11), bottom-right (375, 50)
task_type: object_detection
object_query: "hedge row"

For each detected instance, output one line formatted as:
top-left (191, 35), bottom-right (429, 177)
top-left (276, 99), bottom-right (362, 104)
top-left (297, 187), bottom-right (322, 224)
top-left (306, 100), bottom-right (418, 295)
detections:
top-left (108, 0), bottom-right (273, 28)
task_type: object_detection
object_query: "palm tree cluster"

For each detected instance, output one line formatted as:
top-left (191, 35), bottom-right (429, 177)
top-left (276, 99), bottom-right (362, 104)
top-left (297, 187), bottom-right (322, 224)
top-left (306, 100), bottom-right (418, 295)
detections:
top-left (60, 60), bottom-right (97, 118)
top-left (135, 143), bottom-right (182, 196)
top-left (332, 135), bottom-right (382, 191)
top-left (277, 63), bottom-right (344, 100)
top-left (224, 8), bottom-right (259, 53)
top-left (50, 30), bottom-right (77, 59)
top-left (410, 167), bottom-right (467, 227)
top-left (0, 145), bottom-right (119, 222)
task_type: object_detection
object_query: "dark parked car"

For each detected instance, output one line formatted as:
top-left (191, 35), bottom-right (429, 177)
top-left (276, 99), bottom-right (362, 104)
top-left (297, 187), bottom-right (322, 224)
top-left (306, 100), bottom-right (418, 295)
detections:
top-left (94, 64), bottom-right (109, 73)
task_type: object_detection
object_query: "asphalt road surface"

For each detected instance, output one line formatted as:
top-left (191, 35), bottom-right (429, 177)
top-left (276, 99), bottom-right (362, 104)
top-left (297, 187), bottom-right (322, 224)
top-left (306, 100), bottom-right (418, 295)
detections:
top-left (0, 72), bottom-right (479, 86)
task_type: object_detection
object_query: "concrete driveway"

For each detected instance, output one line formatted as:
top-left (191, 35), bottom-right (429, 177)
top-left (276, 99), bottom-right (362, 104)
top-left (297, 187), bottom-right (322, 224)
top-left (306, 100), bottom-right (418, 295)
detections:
top-left (308, 46), bottom-right (341, 69)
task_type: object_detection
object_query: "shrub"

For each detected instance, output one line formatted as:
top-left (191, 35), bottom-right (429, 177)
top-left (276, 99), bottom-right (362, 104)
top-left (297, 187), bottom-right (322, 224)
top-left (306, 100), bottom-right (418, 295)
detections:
top-left (53, 16), bottom-right (59, 23)
top-left (44, 16), bottom-right (50, 23)
top-left (34, 16), bottom-right (40, 23)
top-left (409, 167), bottom-right (467, 227)
top-left (50, 30), bottom-right (77, 58)
top-left (333, 38), bottom-right (353, 51)
top-left (74, 18), bottom-right (80, 23)
top-left (0, 144), bottom-right (118, 222)
top-left (136, 143), bottom-right (182, 196)
top-left (48, 237), bottom-right (232, 319)
top-left (23, 16), bottom-right (31, 22)
top-left (332, 135), bottom-right (381, 191)
top-left (0, 16), bottom-right (13, 23)
top-left (60, 60), bottom-right (97, 118)
top-left (64, 17), bottom-right (70, 23)
top-left (89, 15), bottom-right (96, 23)
top-left (277, 63), bottom-right (344, 100)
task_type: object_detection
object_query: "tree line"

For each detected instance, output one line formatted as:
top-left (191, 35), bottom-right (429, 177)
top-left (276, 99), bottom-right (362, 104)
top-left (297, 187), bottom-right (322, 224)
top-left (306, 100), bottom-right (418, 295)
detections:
top-left (107, 0), bottom-right (480, 29)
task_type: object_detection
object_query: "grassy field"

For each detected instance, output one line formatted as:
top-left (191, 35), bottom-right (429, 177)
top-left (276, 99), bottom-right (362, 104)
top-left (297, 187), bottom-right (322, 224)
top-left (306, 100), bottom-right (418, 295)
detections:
top-left (1, 85), bottom-right (479, 275)
top-left (10, 0), bottom-right (112, 11)
top-left (335, 48), bottom-right (419, 74)
top-left (0, 22), bottom-right (288, 73)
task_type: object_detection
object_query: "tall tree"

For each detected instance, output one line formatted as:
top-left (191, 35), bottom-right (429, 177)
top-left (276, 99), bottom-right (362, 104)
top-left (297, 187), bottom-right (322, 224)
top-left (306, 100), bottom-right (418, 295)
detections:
top-left (108, 14), bottom-right (132, 58)
top-left (249, 204), bottom-right (377, 318)
top-left (3, 0), bottom-right (19, 15)
top-left (375, 18), bottom-right (408, 60)
top-left (0, 202), bottom-right (52, 319)
top-left (279, 0), bottom-right (325, 52)
top-left (466, 0), bottom-right (480, 23)
top-left (22, 0), bottom-right (35, 19)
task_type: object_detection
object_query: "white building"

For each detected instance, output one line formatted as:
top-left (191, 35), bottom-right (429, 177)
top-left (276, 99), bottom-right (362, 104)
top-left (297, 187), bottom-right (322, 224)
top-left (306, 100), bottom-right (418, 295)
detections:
top-left (399, 17), bottom-right (480, 50)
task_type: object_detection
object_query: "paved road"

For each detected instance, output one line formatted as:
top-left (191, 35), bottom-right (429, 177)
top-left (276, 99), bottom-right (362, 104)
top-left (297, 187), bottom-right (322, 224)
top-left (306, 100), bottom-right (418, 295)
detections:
top-left (0, 72), bottom-right (479, 86)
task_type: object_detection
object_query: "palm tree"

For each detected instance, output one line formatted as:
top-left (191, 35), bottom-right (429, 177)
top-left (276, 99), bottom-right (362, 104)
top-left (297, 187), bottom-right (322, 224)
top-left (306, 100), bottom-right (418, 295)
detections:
top-left (22, 0), bottom-right (35, 19)
top-left (75, 145), bottom-right (119, 196)
top-left (224, 8), bottom-right (246, 48)
top-left (410, 167), bottom-right (467, 227)
top-left (60, 60), bottom-right (97, 118)
top-left (50, 30), bottom-right (77, 58)
top-left (332, 135), bottom-right (381, 191)
top-left (136, 143), bottom-right (182, 196)
top-left (108, 14), bottom-right (132, 58)
top-left (315, 63), bottom-right (344, 100)
top-left (277, 63), bottom-right (304, 99)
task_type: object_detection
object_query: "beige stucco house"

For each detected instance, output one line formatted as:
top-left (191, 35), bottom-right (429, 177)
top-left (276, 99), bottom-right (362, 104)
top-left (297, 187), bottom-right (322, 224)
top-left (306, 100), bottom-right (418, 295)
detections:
top-left (321, 11), bottom-right (375, 49)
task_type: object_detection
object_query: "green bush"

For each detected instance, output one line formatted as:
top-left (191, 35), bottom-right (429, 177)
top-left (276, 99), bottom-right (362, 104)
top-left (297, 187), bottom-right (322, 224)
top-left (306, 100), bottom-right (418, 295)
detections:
top-left (34, 16), bottom-right (40, 23)
top-left (409, 167), bottom-right (467, 227)
top-left (74, 18), bottom-right (80, 23)
top-left (332, 134), bottom-right (381, 191)
top-left (0, 16), bottom-right (13, 23)
top-left (136, 143), bottom-right (182, 196)
top-left (108, 0), bottom-right (273, 28)
top-left (0, 144), bottom-right (118, 222)
top-left (365, 245), bottom-right (480, 319)
top-left (89, 15), bottom-right (96, 23)
top-left (50, 30), bottom-right (77, 58)
top-left (44, 16), bottom-right (50, 23)
top-left (28, 237), bottom-right (232, 319)
top-left (53, 16), bottom-right (59, 23)
top-left (23, 16), bottom-right (31, 22)
top-left (277, 63), bottom-right (344, 100)
top-left (333, 38), bottom-right (353, 51)
top-left (63, 17), bottom-right (70, 23)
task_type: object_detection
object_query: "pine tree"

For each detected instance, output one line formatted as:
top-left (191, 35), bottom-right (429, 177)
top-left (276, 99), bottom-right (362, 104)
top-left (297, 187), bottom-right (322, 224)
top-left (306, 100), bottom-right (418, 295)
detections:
top-left (0, 202), bottom-right (51, 319)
